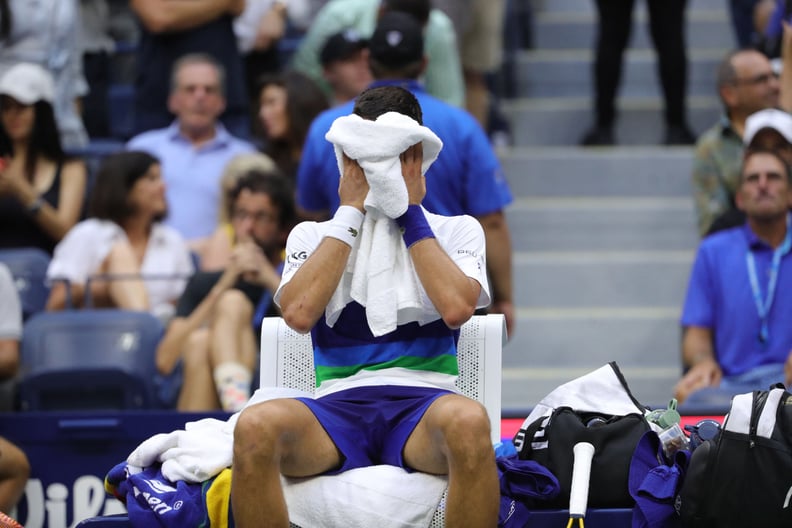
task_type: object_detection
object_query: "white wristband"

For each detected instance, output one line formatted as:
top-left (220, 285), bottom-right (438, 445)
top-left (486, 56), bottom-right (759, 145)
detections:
top-left (325, 206), bottom-right (364, 247)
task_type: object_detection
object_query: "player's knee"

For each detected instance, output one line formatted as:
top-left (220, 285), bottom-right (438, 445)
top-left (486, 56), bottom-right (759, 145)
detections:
top-left (440, 399), bottom-right (491, 448)
top-left (234, 401), bottom-right (290, 456)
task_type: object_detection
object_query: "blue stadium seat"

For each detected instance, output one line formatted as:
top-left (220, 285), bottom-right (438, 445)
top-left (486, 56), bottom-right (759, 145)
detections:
top-left (18, 309), bottom-right (166, 411)
top-left (0, 247), bottom-right (51, 320)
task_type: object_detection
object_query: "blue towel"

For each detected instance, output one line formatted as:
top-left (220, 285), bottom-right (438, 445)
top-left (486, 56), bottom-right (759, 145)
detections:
top-left (496, 454), bottom-right (560, 527)
top-left (105, 462), bottom-right (235, 528)
top-left (628, 431), bottom-right (690, 528)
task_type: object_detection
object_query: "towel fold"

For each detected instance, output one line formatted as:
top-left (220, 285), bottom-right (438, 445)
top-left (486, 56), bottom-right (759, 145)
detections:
top-left (126, 387), bottom-right (311, 483)
top-left (324, 112), bottom-right (444, 336)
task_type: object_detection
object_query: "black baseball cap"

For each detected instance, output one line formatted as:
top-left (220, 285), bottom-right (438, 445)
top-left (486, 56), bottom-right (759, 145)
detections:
top-left (320, 29), bottom-right (369, 66)
top-left (369, 11), bottom-right (424, 68)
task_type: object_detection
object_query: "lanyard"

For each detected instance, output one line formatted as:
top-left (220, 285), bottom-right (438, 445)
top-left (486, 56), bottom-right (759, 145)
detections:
top-left (746, 215), bottom-right (792, 343)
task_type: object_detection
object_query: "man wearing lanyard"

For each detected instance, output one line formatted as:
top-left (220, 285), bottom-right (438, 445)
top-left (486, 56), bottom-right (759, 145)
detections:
top-left (675, 148), bottom-right (792, 405)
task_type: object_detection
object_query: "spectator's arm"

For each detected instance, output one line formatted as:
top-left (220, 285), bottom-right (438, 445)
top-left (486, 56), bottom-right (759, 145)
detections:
top-left (200, 227), bottom-right (234, 271)
top-left (681, 325), bottom-right (716, 369)
top-left (0, 267), bottom-right (21, 381)
top-left (46, 281), bottom-right (85, 311)
top-left (46, 160), bottom-right (87, 241)
top-left (252, 1), bottom-right (288, 51)
top-left (0, 339), bottom-right (19, 381)
top-left (674, 325), bottom-right (722, 403)
top-left (0, 159), bottom-right (86, 243)
top-left (477, 210), bottom-right (514, 338)
top-left (288, 1), bottom-right (348, 96)
top-left (156, 267), bottom-right (240, 374)
top-left (131, 0), bottom-right (245, 34)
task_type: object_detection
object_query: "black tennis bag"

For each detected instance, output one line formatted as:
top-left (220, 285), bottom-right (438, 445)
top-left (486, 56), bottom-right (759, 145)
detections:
top-left (513, 362), bottom-right (649, 508)
top-left (677, 385), bottom-right (792, 527)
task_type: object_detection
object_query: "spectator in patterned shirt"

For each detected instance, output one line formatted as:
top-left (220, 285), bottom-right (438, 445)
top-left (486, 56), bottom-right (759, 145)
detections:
top-left (691, 49), bottom-right (779, 236)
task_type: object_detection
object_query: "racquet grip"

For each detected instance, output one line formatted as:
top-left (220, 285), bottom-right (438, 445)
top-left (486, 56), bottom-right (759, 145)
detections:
top-left (569, 441), bottom-right (595, 517)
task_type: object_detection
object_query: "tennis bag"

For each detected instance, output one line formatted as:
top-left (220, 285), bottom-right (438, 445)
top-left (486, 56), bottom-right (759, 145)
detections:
top-left (513, 362), bottom-right (650, 508)
top-left (677, 384), bottom-right (792, 527)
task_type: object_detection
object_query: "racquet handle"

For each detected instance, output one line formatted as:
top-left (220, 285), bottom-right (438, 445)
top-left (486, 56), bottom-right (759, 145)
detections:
top-left (569, 441), bottom-right (595, 518)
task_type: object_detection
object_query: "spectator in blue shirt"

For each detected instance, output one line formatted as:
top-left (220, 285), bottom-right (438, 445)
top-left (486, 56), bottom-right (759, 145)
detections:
top-left (676, 147), bottom-right (792, 405)
top-left (127, 53), bottom-right (255, 255)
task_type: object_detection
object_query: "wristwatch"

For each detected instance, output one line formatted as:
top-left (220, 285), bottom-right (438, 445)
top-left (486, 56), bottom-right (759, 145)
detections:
top-left (27, 196), bottom-right (44, 216)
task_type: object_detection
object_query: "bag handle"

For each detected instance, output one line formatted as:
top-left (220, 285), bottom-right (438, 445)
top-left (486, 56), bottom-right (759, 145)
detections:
top-left (609, 361), bottom-right (648, 413)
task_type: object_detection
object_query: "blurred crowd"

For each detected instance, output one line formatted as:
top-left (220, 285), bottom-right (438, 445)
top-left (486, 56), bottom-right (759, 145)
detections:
top-left (5, 0), bottom-right (792, 521)
top-left (0, 0), bottom-right (516, 419)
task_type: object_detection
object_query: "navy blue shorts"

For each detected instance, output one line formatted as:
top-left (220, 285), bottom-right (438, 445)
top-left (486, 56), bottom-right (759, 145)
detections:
top-left (297, 385), bottom-right (452, 474)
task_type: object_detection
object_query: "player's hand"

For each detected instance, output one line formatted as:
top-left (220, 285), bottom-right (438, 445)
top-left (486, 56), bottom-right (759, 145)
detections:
top-left (400, 143), bottom-right (425, 205)
top-left (339, 153), bottom-right (368, 212)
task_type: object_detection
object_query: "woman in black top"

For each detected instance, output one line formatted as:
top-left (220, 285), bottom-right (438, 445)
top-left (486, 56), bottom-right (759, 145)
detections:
top-left (0, 63), bottom-right (87, 254)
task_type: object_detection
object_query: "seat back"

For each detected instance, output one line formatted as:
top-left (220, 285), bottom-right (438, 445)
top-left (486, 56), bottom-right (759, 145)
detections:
top-left (0, 247), bottom-right (51, 320)
top-left (18, 309), bottom-right (165, 411)
top-left (260, 314), bottom-right (505, 442)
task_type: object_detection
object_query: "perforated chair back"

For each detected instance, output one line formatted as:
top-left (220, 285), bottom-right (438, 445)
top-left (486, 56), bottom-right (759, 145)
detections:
top-left (18, 309), bottom-right (165, 411)
top-left (260, 314), bottom-right (505, 442)
top-left (0, 247), bottom-right (51, 320)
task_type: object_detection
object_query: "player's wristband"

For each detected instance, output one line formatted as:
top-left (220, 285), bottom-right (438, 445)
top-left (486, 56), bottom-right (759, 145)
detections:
top-left (325, 205), bottom-right (364, 247)
top-left (396, 205), bottom-right (435, 248)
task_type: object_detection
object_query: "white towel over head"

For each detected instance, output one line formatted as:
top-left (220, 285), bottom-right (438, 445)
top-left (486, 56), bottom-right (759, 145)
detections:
top-left (326, 111), bottom-right (442, 218)
top-left (324, 111), bottom-right (444, 336)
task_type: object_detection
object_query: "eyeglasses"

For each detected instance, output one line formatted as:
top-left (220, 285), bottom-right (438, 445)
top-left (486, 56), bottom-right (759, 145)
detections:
top-left (232, 209), bottom-right (276, 224)
top-left (733, 71), bottom-right (779, 86)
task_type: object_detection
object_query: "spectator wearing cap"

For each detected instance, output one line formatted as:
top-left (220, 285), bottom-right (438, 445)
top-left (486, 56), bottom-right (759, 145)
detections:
top-left (320, 29), bottom-right (373, 106)
top-left (692, 49), bottom-right (780, 236)
top-left (0, 0), bottom-right (89, 149)
top-left (297, 11), bottom-right (516, 337)
top-left (0, 63), bottom-right (88, 255)
top-left (675, 146), bottom-right (792, 407)
top-left (745, 108), bottom-right (792, 162)
top-left (704, 108), bottom-right (792, 235)
top-left (290, 0), bottom-right (464, 108)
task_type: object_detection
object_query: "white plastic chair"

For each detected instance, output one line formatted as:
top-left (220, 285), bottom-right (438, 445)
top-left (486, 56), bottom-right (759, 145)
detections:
top-left (259, 313), bottom-right (506, 527)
